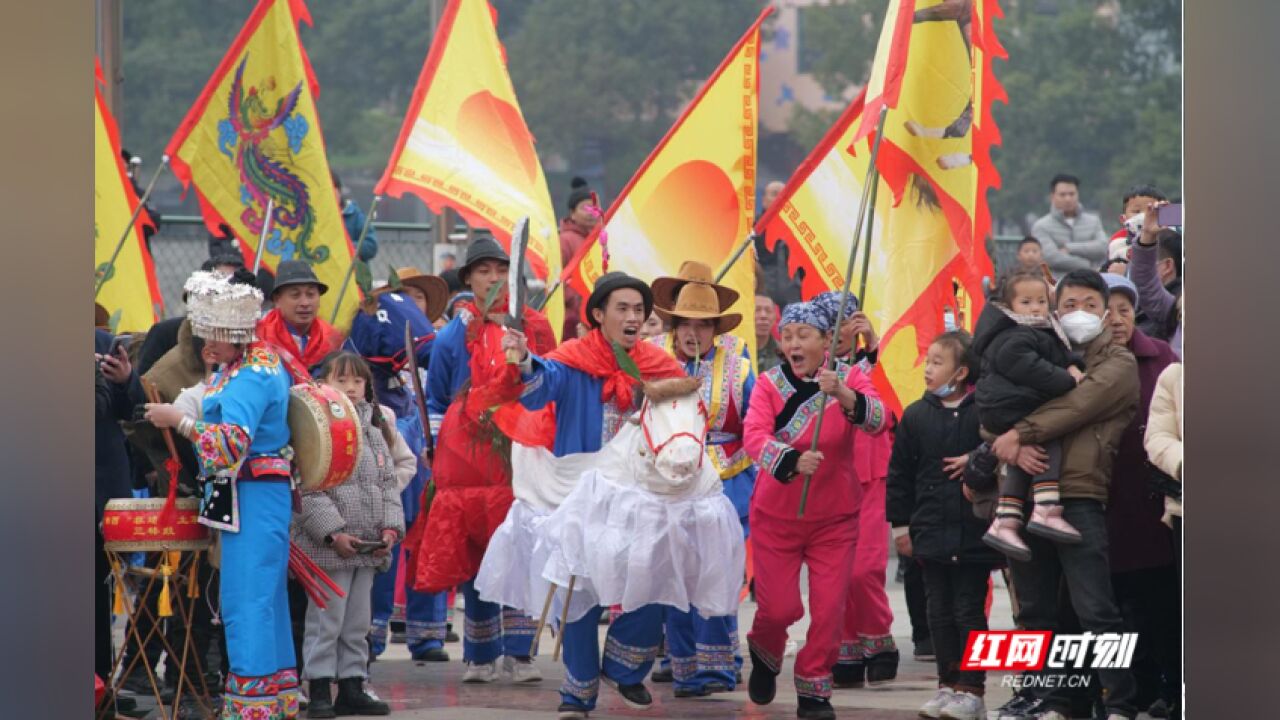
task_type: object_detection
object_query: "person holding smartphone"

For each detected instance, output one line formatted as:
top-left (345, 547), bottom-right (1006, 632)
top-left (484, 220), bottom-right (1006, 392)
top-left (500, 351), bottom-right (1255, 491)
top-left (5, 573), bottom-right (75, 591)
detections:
top-left (292, 352), bottom-right (413, 718)
top-left (1128, 202), bottom-right (1183, 357)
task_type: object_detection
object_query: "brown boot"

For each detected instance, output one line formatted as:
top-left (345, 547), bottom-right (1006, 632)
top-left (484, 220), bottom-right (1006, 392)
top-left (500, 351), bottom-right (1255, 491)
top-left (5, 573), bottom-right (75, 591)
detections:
top-left (1026, 504), bottom-right (1083, 544)
top-left (982, 517), bottom-right (1032, 562)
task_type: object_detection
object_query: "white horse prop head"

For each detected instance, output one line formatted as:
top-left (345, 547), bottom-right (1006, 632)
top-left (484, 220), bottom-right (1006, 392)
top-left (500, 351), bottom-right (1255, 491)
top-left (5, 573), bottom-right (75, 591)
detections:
top-left (635, 376), bottom-right (710, 491)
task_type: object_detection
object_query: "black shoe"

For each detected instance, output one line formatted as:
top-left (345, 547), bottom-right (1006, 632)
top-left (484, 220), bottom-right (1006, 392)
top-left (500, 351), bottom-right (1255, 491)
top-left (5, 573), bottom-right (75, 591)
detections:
top-left (307, 678), bottom-right (336, 719)
top-left (119, 667), bottom-right (157, 696)
top-left (735, 670), bottom-right (744, 684)
top-left (601, 675), bottom-right (652, 709)
top-left (674, 685), bottom-right (711, 698)
top-left (796, 695), bottom-right (836, 720)
top-left (556, 702), bottom-right (589, 719)
top-left (864, 649), bottom-right (899, 685)
top-left (913, 636), bottom-right (935, 661)
top-left (334, 677), bottom-right (390, 716)
top-left (748, 647), bottom-right (778, 706)
top-left (993, 693), bottom-right (1045, 719)
top-left (1148, 698), bottom-right (1170, 718)
top-left (412, 647), bottom-right (450, 662)
top-left (445, 630), bottom-right (460, 643)
top-left (831, 660), bottom-right (865, 689)
top-left (650, 666), bottom-right (674, 683)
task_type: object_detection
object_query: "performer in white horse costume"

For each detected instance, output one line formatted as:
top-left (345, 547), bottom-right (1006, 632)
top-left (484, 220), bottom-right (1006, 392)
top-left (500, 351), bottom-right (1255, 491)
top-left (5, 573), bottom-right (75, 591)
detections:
top-left (478, 377), bottom-right (745, 718)
top-left (476, 272), bottom-right (744, 720)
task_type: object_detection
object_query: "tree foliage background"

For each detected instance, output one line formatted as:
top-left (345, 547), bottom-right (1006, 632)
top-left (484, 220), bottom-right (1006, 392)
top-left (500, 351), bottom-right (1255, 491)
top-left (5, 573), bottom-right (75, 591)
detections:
top-left (120, 0), bottom-right (1180, 232)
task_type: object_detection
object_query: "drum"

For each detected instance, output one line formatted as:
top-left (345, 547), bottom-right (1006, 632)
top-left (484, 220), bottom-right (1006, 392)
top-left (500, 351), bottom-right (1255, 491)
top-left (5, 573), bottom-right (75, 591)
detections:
top-left (289, 382), bottom-right (362, 491)
top-left (102, 497), bottom-right (210, 552)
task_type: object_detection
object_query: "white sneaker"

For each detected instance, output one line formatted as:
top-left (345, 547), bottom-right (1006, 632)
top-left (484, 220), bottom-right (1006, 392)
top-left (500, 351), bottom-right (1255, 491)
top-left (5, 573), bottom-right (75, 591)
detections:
top-left (461, 661), bottom-right (499, 683)
top-left (502, 655), bottom-right (543, 683)
top-left (919, 686), bottom-right (955, 718)
top-left (939, 690), bottom-right (985, 720)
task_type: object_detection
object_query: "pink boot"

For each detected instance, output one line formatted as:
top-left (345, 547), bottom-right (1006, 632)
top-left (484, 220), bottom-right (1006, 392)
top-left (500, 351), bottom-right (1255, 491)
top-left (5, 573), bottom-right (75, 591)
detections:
top-left (1026, 504), bottom-right (1082, 544)
top-left (982, 517), bottom-right (1032, 562)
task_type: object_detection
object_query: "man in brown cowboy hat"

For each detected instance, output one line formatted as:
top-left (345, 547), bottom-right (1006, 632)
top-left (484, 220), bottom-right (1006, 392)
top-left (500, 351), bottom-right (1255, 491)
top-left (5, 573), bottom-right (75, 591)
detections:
top-left (376, 266), bottom-right (449, 325)
top-left (647, 260), bottom-right (757, 698)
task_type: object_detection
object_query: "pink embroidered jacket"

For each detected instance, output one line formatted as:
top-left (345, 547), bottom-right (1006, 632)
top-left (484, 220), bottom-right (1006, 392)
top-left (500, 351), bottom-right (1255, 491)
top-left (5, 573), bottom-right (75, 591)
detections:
top-left (744, 361), bottom-right (889, 521)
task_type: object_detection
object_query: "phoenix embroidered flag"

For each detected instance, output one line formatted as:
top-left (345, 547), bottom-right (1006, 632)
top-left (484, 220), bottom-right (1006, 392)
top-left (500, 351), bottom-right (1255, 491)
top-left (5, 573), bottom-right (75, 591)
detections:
top-left (95, 59), bottom-right (162, 332)
top-left (378, 0), bottom-right (563, 340)
top-left (562, 7), bottom-right (771, 358)
top-left (165, 0), bottom-right (360, 329)
top-left (757, 0), bottom-right (1004, 415)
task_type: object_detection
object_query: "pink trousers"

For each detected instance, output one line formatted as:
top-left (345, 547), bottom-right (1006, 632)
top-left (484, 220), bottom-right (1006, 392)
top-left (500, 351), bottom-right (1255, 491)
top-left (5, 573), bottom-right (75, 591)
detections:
top-left (840, 476), bottom-right (896, 661)
top-left (747, 508), bottom-right (858, 700)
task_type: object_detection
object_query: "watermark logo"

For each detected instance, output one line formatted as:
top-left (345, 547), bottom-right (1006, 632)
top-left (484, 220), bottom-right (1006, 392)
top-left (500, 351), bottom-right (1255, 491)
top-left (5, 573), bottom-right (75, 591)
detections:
top-left (960, 631), bottom-right (1138, 672)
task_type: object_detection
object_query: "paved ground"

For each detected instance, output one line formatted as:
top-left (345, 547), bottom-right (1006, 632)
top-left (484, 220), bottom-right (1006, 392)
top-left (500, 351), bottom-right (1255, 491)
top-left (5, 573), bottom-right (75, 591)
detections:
top-left (112, 561), bottom-right (1165, 719)
top-left (363, 562), bottom-right (1017, 720)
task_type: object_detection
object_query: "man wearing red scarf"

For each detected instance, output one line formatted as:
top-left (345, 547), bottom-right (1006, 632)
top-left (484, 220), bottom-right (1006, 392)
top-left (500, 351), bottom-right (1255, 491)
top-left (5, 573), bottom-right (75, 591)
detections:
top-left (409, 238), bottom-right (556, 685)
top-left (503, 271), bottom-right (684, 718)
top-left (256, 260), bottom-right (342, 379)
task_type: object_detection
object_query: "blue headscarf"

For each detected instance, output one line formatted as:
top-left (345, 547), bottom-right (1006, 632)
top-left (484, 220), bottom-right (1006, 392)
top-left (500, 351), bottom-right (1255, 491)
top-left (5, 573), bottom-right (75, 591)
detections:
top-left (811, 290), bottom-right (860, 328)
top-left (780, 301), bottom-right (833, 333)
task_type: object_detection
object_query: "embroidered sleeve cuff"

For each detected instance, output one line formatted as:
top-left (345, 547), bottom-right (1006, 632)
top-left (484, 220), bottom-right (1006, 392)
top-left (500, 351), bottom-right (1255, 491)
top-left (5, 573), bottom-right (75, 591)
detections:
top-left (849, 394), bottom-right (887, 433)
top-left (773, 448), bottom-right (801, 484)
top-left (192, 421), bottom-right (250, 475)
top-left (428, 414), bottom-right (444, 441)
top-left (759, 439), bottom-right (799, 483)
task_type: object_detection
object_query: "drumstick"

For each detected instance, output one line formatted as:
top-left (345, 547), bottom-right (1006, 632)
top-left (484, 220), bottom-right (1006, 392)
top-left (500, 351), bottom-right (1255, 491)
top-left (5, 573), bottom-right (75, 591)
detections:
top-left (288, 553), bottom-right (329, 609)
top-left (552, 576), bottom-right (576, 662)
top-left (530, 583), bottom-right (557, 656)
top-left (141, 378), bottom-right (181, 462)
top-left (291, 543), bottom-right (346, 598)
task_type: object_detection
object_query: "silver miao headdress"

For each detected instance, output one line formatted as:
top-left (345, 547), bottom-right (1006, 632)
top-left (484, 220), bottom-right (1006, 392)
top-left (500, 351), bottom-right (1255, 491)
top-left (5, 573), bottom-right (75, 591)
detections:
top-left (184, 271), bottom-right (262, 343)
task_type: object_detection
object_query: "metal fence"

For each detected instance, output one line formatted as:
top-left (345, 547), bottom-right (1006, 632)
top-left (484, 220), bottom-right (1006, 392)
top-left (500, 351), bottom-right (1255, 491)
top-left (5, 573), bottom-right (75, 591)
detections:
top-left (150, 215), bottom-right (1025, 319)
top-left (150, 216), bottom-right (440, 318)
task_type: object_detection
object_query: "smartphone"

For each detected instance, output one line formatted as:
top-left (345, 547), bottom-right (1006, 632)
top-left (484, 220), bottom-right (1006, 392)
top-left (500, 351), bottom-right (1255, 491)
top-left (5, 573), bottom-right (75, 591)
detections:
top-left (108, 334), bottom-right (133, 358)
top-left (353, 539), bottom-right (387, 554)
top-left (1156, 203), bottom-right (1182, 227)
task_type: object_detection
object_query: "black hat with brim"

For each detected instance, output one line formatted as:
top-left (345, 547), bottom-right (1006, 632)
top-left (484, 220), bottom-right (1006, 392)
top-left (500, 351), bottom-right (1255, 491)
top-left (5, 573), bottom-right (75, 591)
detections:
top-left (458, 237), bottom-right (511, 283)
top-left (585, 272), bottom-right (653, 328)
top-left (271, 259), bottom-right (329, 296)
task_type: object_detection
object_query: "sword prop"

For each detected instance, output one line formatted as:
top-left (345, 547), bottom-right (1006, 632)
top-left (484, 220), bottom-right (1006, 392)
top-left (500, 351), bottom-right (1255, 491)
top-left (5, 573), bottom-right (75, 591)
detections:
top-left (505, 217), bottom-right (530, 364)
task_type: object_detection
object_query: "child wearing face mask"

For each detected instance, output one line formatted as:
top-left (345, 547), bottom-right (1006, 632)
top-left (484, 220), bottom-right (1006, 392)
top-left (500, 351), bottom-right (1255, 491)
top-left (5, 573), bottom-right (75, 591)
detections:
top-left (293, 351), bottom-right (414, 718)
top-left (886, 331), bottom-right (1004, 720)
top-left (970, 271), bottom-right (1085, 561)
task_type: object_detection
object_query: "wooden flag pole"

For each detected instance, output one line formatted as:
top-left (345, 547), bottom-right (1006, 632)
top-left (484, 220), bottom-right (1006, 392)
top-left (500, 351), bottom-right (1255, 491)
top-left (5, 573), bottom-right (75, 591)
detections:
top-left (250, 198), bottom-right (275, 276)
top-left (796, 105), bottom-right (888, 519)
top-left (714, 231), bottom-right (758, 284)
top-left (95, 156), bottom-right (169, 298)
top-left (328, 195), bottom-right (382, 324)
top-left (533, 278), bottom-right (561, 312)
top-left (856, 175), bottom-right (881, 304)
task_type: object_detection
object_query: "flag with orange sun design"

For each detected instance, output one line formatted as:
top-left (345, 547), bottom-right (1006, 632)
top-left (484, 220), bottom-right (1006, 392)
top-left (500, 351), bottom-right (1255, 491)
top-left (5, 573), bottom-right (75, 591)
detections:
top-left (562, 7), bottom-right (772, 359)
top-left (757, 0), bottom-right (1003, 416)
top-left (378, 0), bottom-right (562, 338)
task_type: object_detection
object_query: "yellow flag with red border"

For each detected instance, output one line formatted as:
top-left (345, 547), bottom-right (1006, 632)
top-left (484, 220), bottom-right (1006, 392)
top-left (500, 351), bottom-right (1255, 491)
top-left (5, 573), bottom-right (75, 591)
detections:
top-left (378, 0), bottom-right (562, 340)
top-left (563, 7), bottom-right (772, 359)
top-left (95, 59), bottom-right (162, 333)
top-left (165, 0), bottom-right (360, 330)
top-left (757, 0), bottom-right (1004, 415)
